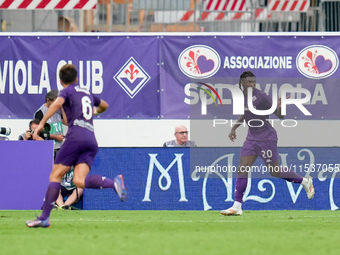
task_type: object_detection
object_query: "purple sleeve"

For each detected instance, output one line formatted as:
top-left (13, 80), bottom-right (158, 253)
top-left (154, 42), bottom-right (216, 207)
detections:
top-left (93, 94), bottom-right (101, 107)
top-left (58, 87), bottom-right (68, 100)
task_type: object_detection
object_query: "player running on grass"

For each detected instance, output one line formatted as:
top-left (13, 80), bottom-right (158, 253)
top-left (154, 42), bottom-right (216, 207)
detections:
top-left (221, 71), bottom-right (314, 216)
top-left (26, 64), bottom-right (127, 228)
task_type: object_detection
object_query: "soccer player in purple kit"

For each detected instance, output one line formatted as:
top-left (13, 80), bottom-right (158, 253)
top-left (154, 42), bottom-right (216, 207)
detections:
top-left (221, 71), bottom-right (315, 216)
top-left (26, 64), bottom-right (127, 228)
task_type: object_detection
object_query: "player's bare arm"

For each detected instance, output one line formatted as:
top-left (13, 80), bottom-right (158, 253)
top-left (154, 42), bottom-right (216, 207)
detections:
top-left (94, 99), bottom-right (109, 115)
top-left (33, 97), bottom-right (65, 140)
top-left (229, 115), bottom-right (244, 142)
top-left (61, 106), bottom-right (68, 126)
top-left (274, 95), bottom-right (290, 119)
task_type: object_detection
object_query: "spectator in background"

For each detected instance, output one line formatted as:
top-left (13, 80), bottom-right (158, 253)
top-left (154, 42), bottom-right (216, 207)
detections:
top-left (34, 89), bottom-right (67, 158)
top-left (163, 125), bottom-right (197, 147)
top-left (18, 119), bottom-right (44, 141)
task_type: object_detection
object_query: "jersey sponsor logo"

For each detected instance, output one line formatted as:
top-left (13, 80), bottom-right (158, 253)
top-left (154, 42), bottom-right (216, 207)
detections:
top-left (73, 119), bottom-right (94, 132)
top-left (113, 57), bottom-right (151, 98)
top-left (296, 45), bottom-right (339, 79)
top-left (178, 45), bottom-right (221, 79)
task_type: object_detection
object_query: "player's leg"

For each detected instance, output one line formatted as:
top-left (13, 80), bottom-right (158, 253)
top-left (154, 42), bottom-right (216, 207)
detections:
top-left (267, 159), bottom-right (302, 182)
top-left (268, 159), bottom-right (314, 199)
top-left (26, 164), bottom-right (71, 228)
top-left (261, 141), bottom-right (315, 199)
top-left (41, 164), bottom-right (71, 217)
top-left (221, 154), bottom-right (257, 216)
top-left (73, 162), bottom-right (127, 202)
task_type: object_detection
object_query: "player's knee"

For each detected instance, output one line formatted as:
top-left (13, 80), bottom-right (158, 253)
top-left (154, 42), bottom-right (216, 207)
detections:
top-left (73, 177), bottom-right (85, 188)
top-left (49, 172), bottom-right (63, 182)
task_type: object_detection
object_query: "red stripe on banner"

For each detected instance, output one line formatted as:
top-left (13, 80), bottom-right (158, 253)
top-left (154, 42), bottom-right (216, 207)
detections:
top-left (205, 0), bottom-right (214, 10)
top-left (55, 0), bottom-right (69, 9)
top-left (180, 10), bottom-right (194, 21)
top-left (0, 0), bottom-right (15, 8)
top-left (233, 12), bottom-right (243, 19)
top-left (92, 4), bottom-right (95, 9)
top-left (74, 0), bottom-right (89, 9)
top-left (271, 0), bottom-right (280, 11)
top-left (281, 0), bottom-right (289, 11)
top-left (299, 0), bottom-right (307, 11)
top-left (239, 0), bottom-right (246, 11)
top-left (18, 0), bottom-right (33, 8)
top-left (256, 8), bottom-right (263, 18)
top-left (36, 0), bottom-right (52, 8)
top-left (200, 12), bottom-right (210, 20)
top-left (230, 0), bottom-right (238, 11)
top-left (221, 0), bottom-right (229, 10)
top-left (214, 0), bottom-right (232, 20)
top-left (214, 0), bottom-right (222, 10)
top-left (289, 0), bottom-right (298, 11)
top-left (215, 12), bottom-right (225, 20)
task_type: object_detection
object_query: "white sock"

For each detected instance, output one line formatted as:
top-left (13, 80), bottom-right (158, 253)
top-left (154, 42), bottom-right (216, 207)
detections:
top-left (301, 177), bottom-right (308, 187)
top-left (233, 201), bottom-right (242, 210)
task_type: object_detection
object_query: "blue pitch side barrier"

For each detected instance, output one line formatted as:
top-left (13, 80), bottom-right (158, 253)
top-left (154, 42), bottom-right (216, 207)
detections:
top-left (84, 147), bottom-right (340, 211)
top-left (0, 143), bottom-right (339, 210)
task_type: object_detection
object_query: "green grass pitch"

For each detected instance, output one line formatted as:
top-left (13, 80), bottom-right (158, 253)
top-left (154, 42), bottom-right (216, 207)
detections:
top-left (1, 210), bottom-right (339, 255)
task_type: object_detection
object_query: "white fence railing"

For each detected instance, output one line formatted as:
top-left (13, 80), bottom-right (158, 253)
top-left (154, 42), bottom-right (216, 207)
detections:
top-left (0, 0), bottom-right (339, 32)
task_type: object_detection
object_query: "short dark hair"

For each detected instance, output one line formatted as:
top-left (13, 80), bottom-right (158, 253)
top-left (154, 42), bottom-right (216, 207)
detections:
top-left (59, 64), bottom-right (77, 84)
top-left (45, 89), bottom-right (59, 102)
top-left (29, 119), bottom-right (40, 129)
top-left (239, 71), bottom-right (255, 90)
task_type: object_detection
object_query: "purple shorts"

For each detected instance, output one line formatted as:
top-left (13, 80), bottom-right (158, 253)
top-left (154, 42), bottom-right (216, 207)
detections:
top-left (240, 139), bottom-right (279, 164)
top-left (55, 139), bottom-right (98, 168)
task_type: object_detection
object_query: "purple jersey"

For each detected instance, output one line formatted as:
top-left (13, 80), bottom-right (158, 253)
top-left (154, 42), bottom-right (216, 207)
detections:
top-left (58, 84), bottom-right (101, 142)
top-left (244, 88), bottom-right (277, 141)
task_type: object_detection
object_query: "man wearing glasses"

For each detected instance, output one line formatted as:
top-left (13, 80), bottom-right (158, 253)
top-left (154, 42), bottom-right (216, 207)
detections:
top-left (163, 125), bottom-right (197, 147)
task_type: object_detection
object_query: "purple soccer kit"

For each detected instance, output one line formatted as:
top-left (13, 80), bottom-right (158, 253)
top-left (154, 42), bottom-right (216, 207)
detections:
top-left (39, 85), bottom-right (115, 221)
top-left (234, 88), bottom-right (302, 204)
top-left (54, 85), bottom-right (100, 167)
top-left (240, 88), bottom-right (279, 164)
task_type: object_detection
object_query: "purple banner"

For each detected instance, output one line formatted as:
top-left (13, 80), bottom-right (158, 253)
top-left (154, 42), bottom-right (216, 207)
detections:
top-left (0, 34), bottom-right (339, 120)
top-left (161, 35), bottom-right (340, 120)
top-left (0, 35), bottom-right (160, 119)
top-left (0, 141), bottom-right (53, 209)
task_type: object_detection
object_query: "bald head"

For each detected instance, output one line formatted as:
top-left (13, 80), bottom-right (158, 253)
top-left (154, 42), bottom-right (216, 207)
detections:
top-left (174, 125), bottom-right (189, 145)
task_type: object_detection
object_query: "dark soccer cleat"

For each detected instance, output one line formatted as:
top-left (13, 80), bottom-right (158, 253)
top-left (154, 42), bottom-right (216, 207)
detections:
top-left (114, 174), bottom-right (128, 202)
top-left (26, 217), bottom-right (50, 228)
